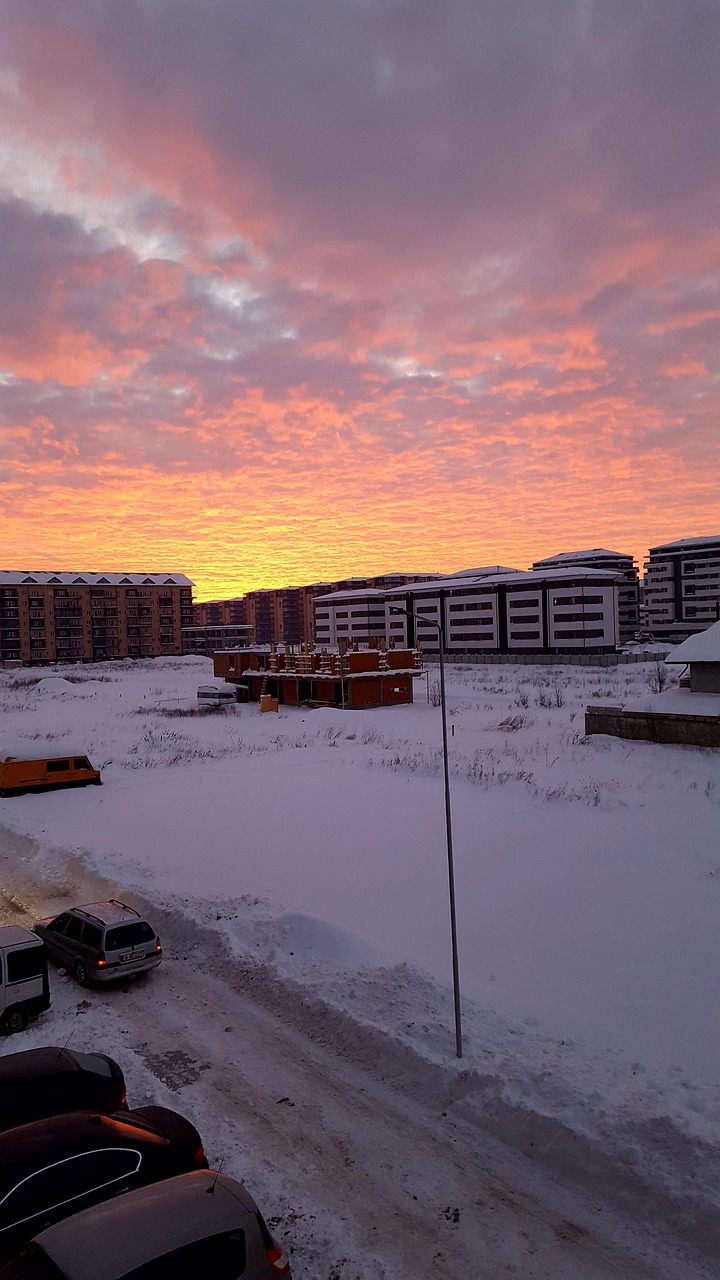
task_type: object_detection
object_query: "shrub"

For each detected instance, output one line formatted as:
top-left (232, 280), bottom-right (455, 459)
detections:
top-left (646, 662), bottom-right (670, 694)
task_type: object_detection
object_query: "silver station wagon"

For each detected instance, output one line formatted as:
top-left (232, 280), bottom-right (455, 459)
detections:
top-left (34, 901), bottom-right (162, 987)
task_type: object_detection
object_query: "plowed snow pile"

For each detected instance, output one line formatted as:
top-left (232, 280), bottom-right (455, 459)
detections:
top-left (0, 656), bottom-right (717, 1278)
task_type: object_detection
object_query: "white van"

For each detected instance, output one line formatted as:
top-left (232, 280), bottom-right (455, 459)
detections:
top-left (196, 685), bottom-right (236, 703)
top-left (0, 928), bottom-right (50, 1034)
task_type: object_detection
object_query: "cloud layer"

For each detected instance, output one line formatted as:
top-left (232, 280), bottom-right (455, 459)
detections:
top-left (0, 0), bottom-right (718, 594)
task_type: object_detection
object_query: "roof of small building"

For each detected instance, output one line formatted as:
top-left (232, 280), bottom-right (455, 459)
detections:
top-left (0, 572), bottom-right (193, 587)
top-left (664, 621), bottom-right (720, 664)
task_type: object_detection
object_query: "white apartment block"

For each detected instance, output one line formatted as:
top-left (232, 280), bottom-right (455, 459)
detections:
top-left (643, 535), bottom-right (720, 643)
top-left (315, 567), bottom-right (621, 655)
top-left (313, 589), bottom-right (388, 647)
top-left (532, 549), bottom-right (639, 640)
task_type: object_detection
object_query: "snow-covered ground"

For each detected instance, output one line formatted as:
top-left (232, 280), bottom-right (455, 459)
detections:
top-left (0, 656), bottom-right (717, 1278)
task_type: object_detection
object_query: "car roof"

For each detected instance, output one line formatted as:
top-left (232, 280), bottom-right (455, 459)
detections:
top-left (0, 743), bottom-right (94, 764)
top-left (69, 902), bottom-right (142, 927)
top-left (0, 1048), bottom-right (81, 1083)
top-left (0, 926), bottom-right (43, 950)
top-left (35, 1172), bottom-right (257, 1280)
top-left (0, 1111), bottom-right (165, 1189)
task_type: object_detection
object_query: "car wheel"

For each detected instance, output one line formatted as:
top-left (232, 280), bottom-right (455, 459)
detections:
top-left (3, 1005), bottom-right (29, 1034)
top-left (74, 960), bottom-right (89, 987)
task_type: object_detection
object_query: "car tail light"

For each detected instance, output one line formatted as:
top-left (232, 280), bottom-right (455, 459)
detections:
top-left (120, 1083), bottom-right (128, 1107)
top-left (95, 957), bottom-right (107, 969)
top-left (154, 941), bottom-right (162, 955)
top-left (192, 1143), bottom-right (207, 1168)
top-left (266, 1244), bottom-right (290, 1275)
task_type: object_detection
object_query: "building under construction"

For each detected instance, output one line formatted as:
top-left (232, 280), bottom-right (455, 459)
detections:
top-left (213, 642), bottom-right (424, 709)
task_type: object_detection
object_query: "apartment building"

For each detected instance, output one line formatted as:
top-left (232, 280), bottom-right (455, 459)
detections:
top-left (314, 568), bottom-right (519, 649)
top-left (201, 574), bottom-right (437, 646)
top-left (242, 589), bottom-right (281, 645)
top-left (192, 597), bottom-right (246, 627)
top-left (182, 624), bottom-right (252, 656)
top-left (532, 549), bottom-right (640, 639)
top-left (643, 535), bottom-right (720, 642)
top-left (313, 589), bottom-right (389, 647)
top-left (315, 566), bottom-right (622, 655)
top-left (0, 572), bottom-right (193, 664)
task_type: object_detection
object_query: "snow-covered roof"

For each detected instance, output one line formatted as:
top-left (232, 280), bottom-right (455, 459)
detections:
top-left (618, 688), bottom-right (720, 717)
top-left (533, 549), bottom-right (633, 565)
top-left (385, 566), bottom-right (624, 596)
top-left (314, 588), bottom-right (387, 603)
top-left (448, 565), bottom-right (521, 578)
top-left (0, 572), bottom-right (193, 587)
top-left (1, 739), bottom-right (97, 761)
top-left (648, 535), bottom-right (720, 553)
top-left (664, 621), bottom-right (720, 664)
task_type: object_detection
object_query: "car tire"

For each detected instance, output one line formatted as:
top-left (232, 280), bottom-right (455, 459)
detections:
top-left (74, 960), bottom-right (90, 987)
top-left (91, 778), bottom-right (102, 786)
top-left (2, 1005), bottom-right (29, 1034)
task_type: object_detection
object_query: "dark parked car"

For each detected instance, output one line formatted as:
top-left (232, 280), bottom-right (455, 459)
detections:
top-left (0, 1106), bottom-right (207, 1260)
top-left (0, 1170), bottom-right (291, 1279)
top-left (0, 1047), bottom-right (126, 1133)
top-left (33, 902), bottom-right (162, 987)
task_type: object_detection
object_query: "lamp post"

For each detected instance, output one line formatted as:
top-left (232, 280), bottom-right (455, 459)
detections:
top-left (390, 605), bottom-right (463, 1058)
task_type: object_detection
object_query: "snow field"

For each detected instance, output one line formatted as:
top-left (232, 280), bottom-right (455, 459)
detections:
top-left (0, 656), bottom-right (718, 1274)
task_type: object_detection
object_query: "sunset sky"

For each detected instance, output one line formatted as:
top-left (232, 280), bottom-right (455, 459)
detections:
top-left (0, 0), bottom-right (718, 599)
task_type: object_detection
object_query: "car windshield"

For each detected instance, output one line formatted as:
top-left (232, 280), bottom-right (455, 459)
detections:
top-left (104, 923), bottom-right (155, 952)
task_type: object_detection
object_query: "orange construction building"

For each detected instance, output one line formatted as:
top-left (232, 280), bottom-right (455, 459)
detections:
top-left (213, 643), bottom-right (424, 709)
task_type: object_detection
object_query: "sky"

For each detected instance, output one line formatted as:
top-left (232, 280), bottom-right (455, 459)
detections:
top-left (0, 0), bottom-right (718, 599)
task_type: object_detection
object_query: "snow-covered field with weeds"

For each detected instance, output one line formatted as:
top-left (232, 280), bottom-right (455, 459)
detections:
top-left (0, 655), bottom-right (717, 1278)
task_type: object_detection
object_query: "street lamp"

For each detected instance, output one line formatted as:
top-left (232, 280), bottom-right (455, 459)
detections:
top-left (389, 604), bottom-right (463, 1058)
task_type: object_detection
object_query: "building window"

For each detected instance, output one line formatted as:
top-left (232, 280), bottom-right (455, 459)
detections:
top-left (554, 628), bottom-right (605, 639)
top-left (509, 598), bottom-right (539, 608)
top-left (510, 614), bottom-right (538, 624)
top-left (553, 594), bottom-right (604, 605)
top-left (554, 611), bottom-right (604, 622)
top-left (511, 631), bottom-right (540, 640)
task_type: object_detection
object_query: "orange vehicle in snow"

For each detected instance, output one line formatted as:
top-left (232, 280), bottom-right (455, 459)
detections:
top-left (0, 752), bottom-right (102, 797)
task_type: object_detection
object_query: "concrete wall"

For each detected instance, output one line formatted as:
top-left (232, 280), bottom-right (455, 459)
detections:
top-left (690, 663), bottom-right (720, 693)
top-left (585, 707), bottom-right (720, 748)
top-left (420, 650), bottom-right (668, 667)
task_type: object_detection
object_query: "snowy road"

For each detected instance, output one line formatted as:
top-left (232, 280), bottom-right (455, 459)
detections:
top-left (0, 848), bottom-right (714, 1280)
